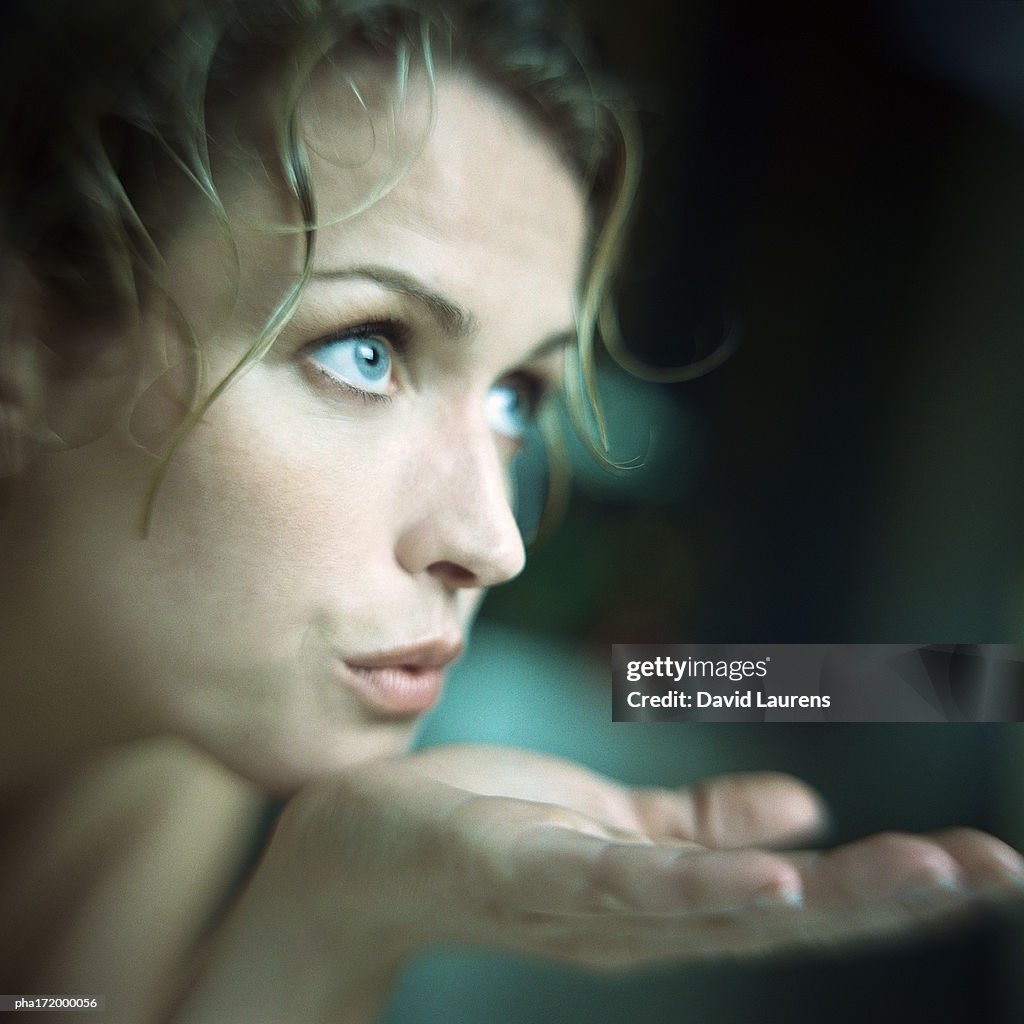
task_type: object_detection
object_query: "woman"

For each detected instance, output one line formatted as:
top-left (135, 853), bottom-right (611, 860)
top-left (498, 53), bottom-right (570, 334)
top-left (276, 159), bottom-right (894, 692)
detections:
top-left (1, 2), bottom-right (1021, 1021)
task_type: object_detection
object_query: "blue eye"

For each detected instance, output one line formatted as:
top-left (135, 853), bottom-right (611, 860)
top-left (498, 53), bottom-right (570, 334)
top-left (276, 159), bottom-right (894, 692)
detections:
top-left (485, 379), bottom-right (541, 441)
top-left (309, 335), bottom-right (393, 395)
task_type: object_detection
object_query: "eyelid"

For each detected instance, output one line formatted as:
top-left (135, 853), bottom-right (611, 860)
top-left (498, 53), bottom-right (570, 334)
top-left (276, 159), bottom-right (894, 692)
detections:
top-left (502, 368), bottom-right (548, 404)
top-left (486, 368), bottom-right (558, 444)
top-left (504, 358), bottom-right (563, 405)
top-left (299, 319), bottom-right (408, 402)
top-left (304, 318), bottom-right (410, 353)
top-left (303, 357), bottom-right (394, 405)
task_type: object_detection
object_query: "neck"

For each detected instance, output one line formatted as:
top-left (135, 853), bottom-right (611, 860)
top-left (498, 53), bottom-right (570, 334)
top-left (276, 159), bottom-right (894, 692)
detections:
top-left (0, 567), bottom-right (150, 800)
top-left (1, 453), bottom-right (166, 798)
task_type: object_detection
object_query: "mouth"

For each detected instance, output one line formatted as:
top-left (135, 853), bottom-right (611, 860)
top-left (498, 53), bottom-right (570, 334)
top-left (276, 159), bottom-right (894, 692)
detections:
top-left (339, 637), bottom-right (464, 716)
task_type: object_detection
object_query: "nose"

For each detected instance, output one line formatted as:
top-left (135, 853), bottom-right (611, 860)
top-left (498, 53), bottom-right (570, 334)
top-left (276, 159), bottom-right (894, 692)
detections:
top-left (394, 414), bottom-right (526, 590)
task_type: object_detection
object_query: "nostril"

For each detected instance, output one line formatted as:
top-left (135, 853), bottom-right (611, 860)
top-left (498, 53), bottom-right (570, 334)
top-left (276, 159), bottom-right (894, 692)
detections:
top-left (428, 560), bottom-right (478, 588)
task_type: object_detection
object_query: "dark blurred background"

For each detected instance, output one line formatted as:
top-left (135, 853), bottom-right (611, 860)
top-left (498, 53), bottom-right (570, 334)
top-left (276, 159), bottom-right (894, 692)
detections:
top-left (388, 2), bottom-right (1024, 1022)
top-left (496, 0), bottom-right (1024, 645)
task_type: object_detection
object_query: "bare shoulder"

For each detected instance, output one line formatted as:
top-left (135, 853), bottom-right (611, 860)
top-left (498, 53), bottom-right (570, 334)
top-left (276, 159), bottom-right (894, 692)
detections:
top-left (0, 738), bottom-right (267, 1023)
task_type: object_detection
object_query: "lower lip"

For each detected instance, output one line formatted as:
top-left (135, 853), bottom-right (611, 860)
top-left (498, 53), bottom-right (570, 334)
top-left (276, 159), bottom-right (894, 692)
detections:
top-left (338, 663), bottom-right (446, 716)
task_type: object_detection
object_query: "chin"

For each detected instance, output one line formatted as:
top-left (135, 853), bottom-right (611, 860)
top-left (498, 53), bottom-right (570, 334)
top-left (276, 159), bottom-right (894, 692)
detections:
top-left (188, 713), bottom-right (421, 797)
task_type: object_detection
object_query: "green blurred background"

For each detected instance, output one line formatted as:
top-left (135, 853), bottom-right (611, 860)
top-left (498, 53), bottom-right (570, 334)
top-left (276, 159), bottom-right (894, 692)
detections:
top-left (384, 2), bottom-right (1024, 1021)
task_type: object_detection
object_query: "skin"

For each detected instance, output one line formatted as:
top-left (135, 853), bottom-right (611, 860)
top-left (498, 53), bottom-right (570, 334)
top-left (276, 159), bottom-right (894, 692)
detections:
top-left (1, 61), bottom-right (1022, 1024)
top-left (2, 67), bottom-right (578, 793)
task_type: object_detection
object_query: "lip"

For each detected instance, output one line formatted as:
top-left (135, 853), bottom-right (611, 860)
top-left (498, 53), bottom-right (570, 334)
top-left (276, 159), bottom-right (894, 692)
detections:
top-left (338, 638), bottom-right (464, 716)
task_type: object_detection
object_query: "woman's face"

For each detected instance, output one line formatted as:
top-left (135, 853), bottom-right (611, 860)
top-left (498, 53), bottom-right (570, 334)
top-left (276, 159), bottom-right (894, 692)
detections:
top-left (10, 65), bottom-right (587, 792)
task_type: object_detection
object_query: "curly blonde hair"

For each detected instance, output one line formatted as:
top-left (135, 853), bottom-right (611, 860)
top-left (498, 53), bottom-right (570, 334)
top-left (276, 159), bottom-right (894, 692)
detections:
top-left (1, 0), bottom-right (638, 519)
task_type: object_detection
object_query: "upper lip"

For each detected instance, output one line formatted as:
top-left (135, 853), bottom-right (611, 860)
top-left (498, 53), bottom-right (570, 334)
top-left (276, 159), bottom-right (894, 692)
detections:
top-left (344, 637), bottom-right (465, 671)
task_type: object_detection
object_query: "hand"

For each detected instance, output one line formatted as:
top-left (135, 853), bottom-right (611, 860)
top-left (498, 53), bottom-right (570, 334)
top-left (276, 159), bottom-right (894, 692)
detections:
top-left (269, 743), bottom-right (1024, 968)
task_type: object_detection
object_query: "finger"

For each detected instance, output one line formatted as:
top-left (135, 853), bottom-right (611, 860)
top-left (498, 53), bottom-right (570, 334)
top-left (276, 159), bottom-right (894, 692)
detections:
top-left (487, 823), bottom-right (804, 917)
top-left (633, 772), bottom-right (828, 849)
top-left (478, 906), bottom-right (809, 968)
top-left (798, 832), bottom-right (1007, 947)
top-left (927, 826), bottom-right (1024, 891)
top-left (799, 831), bottom-right (965, 906)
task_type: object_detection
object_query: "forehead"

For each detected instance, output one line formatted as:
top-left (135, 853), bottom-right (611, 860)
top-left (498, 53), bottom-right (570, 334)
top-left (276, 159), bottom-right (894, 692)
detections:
top-left (305, 59), bottom-right (584, 217)
top-left (302, 61), bottom-right (588, 310)
top-left (166, 59), bottom-right (589, 353)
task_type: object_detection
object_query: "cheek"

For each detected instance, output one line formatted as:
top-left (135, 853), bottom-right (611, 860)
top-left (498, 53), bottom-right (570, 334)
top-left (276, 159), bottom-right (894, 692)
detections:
top-left (146, 372), bottom-right (405, 621)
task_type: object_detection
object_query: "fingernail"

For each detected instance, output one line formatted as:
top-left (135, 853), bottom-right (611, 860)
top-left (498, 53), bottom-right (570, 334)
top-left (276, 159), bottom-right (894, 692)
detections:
top-left (997, 865), bottom-right (1024, 890)
top-left (748, 886), bottom-right (804, 910)
top-left (899, 876), bottom-right (967, 902)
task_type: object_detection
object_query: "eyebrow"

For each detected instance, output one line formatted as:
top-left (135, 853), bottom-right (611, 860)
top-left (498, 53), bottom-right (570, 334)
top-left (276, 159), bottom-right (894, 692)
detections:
top-left (310, 264), bottom-right (477, 339)
top-left (524, 330), bottom-right (577, 364)
top-left (310, 262), bottom-right (578, 364)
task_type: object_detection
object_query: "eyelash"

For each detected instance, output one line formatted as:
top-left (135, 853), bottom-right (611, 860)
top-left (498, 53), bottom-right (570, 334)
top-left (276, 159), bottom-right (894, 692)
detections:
top-left (300, 319), bottom-right (407, 405)
top-left (298, 317), bottom-right (559, 430)
top-left (502, 373), bottom-right (549, 423)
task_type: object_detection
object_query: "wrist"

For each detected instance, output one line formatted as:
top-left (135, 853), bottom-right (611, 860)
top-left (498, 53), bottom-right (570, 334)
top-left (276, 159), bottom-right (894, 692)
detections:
top-left (173, 819), bottom-right (411, 1024)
